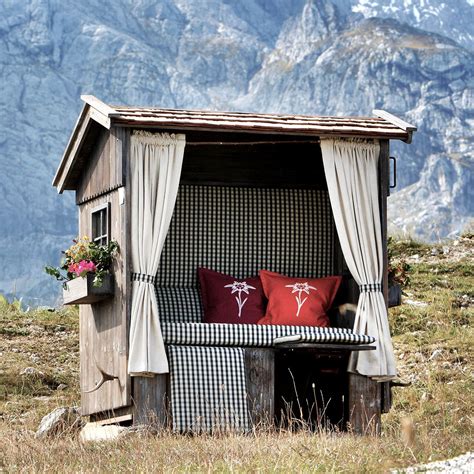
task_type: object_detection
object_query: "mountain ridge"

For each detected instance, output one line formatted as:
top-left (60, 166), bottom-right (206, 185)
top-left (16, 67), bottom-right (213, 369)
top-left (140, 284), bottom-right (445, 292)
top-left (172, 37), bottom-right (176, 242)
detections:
top-left (0, 0), bottom-right (472, 305)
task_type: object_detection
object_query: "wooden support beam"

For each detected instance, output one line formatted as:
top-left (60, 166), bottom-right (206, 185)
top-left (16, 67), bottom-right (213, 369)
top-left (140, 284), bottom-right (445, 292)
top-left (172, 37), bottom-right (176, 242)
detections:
top-left (372, 110), bottom-right (417, 132)
top-left (81, 95), bottom-right (119, 118)
top-left (373, 110), bottom-right (416, 143)
top-left (132, 375), bottom-right (168, 427)
top-left (244, 349), bottom-right (275, 427)
top-left (347, 373), bottom-right (382, 435)
top-left (378, 139), bottom-right (393, 413)
top-left (89, 107), bottom-right (111, 129)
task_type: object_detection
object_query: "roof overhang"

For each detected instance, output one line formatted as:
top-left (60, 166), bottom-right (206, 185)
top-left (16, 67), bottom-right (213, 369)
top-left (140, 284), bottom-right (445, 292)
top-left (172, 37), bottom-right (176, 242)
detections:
top-left (53, 95), bottom-right (417, 193)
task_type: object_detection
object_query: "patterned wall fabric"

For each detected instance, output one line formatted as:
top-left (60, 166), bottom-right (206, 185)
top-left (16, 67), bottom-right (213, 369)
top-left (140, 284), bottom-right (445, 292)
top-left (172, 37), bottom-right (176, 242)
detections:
top-left (157, 185), bottom-right (335, 288)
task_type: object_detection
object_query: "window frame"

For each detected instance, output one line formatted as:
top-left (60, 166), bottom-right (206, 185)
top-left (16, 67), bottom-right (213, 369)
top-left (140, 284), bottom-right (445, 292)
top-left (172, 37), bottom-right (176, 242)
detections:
top-left (91, 202), bottom-right (111, 246)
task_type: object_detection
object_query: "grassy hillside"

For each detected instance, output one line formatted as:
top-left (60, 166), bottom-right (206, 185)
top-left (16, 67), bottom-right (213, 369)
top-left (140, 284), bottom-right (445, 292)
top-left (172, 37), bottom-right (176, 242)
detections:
top-left (0, 236), bottom-right (472, 472)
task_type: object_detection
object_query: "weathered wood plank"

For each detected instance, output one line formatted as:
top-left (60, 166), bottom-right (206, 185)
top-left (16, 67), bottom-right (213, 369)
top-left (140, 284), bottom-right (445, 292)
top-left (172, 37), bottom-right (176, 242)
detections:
top-left (81, 95), bottom-right (119, 118)
top-left (180, 142), bottom-right (327, 189)
top-left (381, 381), bottom-right (392, 414)
top-left (274, 343), bottom-right (375, 351)
top-left (55, 107), bottom-right (93, 193)
top-left (244, 349), bottom-right (275, 427)
top-left (118, 127), bottom-right (131, 407)
top-left (347, 373), bottom-right (382, 435)
top-left (63, 274), bottom-right (113, 305)
top-left (115, 118), bottom-right (410, 139)
top-left (378, 141), bottom-right (390, 318)
top-left (76, 128), bottom-right (124, 204)
top-left (78, 191), bottom-right (130, 415)
top-left (372, 110), bottom-right (417, 132)
top-left (89, 406), bottom-right (133, 424)
top-left (89, 107), bottom-right (111, 129)
top-left (132, 375), bottom-right (168, 427)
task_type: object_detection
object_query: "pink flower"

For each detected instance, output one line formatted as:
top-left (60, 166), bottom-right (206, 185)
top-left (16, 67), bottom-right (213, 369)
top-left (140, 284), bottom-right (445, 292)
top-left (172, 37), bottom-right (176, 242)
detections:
top-left (75, 260), bottom-right (96, 277)
top-left (68, 263), bottom-right (78, 274)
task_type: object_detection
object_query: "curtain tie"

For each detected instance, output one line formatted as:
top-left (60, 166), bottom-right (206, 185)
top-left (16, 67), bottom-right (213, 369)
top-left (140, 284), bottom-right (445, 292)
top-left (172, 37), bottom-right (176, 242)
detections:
top-left (359, 283), bottom-right (382, 293)
top-left (131, 273), bottom-right (158, 285)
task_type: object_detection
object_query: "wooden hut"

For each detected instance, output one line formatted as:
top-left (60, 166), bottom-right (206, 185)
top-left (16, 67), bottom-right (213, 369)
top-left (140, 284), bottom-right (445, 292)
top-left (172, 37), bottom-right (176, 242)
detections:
top-left (53, 95), bottom-right (416, 433)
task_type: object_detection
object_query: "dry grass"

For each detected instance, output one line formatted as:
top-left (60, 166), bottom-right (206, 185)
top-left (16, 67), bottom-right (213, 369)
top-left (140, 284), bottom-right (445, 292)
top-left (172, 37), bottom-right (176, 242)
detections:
top-left (0, 237), bottom-right (472, 472)
top-left (0, 428), bottom-right (443, 473)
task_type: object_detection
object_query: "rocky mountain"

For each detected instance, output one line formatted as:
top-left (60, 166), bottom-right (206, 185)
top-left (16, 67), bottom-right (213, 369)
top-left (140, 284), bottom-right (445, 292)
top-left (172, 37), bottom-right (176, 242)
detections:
top-left (0, 0), bottom-right (472, 305)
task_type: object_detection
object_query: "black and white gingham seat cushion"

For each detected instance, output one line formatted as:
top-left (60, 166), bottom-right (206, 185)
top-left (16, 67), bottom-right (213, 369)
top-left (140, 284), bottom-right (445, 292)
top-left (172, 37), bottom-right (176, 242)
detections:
top-left (161, 322), bottom-right (375, 347)
top-left (168, 345), bottom-right (250, 433)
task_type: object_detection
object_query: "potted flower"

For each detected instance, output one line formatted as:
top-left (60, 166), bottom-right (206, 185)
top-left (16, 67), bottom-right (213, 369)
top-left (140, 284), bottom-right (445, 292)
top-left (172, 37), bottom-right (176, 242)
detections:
top-left (45, 236), bottom-right (119, 305)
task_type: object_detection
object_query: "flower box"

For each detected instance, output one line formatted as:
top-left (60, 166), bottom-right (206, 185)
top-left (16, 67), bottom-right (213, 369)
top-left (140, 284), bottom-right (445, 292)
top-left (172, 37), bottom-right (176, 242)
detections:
top-left (63, 274), bottom-right (114, 305)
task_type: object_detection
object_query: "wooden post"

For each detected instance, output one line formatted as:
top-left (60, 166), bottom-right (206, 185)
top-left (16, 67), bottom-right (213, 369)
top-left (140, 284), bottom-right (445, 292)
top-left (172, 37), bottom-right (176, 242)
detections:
top-left (347, 373), bottom-right (382, 435)
top-left (378, 139), bottom-right (393, 414)
top-left (378, 140), bottom-right (390, 307)
top-left (132, 375), bottom-right (168, 427)
top-left (244, 349), bottom-right (275, 428)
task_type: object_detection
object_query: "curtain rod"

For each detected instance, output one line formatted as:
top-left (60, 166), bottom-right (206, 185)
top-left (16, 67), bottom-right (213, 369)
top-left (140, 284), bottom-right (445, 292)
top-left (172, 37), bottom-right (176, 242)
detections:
top-left (186, 140), bottom-right (320, 146)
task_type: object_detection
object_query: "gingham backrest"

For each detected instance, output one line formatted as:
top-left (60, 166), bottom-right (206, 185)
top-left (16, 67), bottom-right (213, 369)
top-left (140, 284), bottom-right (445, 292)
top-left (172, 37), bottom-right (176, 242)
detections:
top-left (156, 185), bottom-right (335, 323)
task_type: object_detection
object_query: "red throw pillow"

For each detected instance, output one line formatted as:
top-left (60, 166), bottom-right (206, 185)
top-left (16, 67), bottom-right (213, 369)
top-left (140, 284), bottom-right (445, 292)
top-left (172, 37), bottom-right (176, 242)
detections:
top-left (258, 270), bottom-right (342, 327)
top-left (198, 268), bottom-right (266, 324)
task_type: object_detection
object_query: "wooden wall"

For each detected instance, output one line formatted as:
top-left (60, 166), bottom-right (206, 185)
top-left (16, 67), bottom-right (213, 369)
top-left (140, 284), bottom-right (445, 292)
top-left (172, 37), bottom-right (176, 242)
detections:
top-left (180, 141), bottom-right (327, 189)
top-left (77, 126), bottom-right (131, 416)
top-left (76, 127), bottom-right (128, 204)
top-left (74, 126), bottom-right (392, 428)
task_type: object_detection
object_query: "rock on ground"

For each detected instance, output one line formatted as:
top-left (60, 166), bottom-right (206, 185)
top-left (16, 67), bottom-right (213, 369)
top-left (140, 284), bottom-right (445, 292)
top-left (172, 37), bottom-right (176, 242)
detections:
top-left (35, 407), bottom-right (84, 439)
top-left (394, 451), bottom-right (474, 473)
top-left (79, 422), bottom-right (127, 443)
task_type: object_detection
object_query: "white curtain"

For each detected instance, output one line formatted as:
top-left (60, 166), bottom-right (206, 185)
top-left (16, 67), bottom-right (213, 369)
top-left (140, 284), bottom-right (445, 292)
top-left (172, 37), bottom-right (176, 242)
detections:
top-left (321, 138), bottom-right (396, 381)
top-left (128, 131), bottom-right (185, 376)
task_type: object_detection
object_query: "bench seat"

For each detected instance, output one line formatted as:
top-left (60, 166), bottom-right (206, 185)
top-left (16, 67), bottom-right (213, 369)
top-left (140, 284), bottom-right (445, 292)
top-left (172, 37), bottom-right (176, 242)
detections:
top-left (161, 321), bottom-right (375, 347)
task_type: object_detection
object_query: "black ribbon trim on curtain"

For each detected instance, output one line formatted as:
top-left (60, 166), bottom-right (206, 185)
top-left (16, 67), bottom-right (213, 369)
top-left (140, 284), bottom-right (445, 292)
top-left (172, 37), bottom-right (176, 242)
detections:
top-left (359, 283), bottom-right (382, 293)
top-left (131, 273), bottom-right (158, 285)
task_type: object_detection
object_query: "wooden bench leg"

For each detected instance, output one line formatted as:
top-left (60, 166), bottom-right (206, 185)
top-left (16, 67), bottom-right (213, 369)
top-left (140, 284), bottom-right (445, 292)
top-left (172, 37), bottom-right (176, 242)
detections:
top-left (244, 348), bottom-right (275, 428)
top-left (132, 374), bottom-right (168, 427)
top-left (347, 373), bottom-right (382, 435)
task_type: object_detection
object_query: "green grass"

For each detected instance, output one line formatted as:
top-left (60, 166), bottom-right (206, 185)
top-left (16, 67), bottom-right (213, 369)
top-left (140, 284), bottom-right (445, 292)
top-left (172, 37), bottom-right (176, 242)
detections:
top-left (0, 237), bottom-right (472, 472)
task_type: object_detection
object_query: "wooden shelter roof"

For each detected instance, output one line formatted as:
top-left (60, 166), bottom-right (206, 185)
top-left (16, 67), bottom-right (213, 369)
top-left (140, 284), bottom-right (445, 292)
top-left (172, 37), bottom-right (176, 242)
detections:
top-left (53, 95), bottom-right (416, 192)
top-left (110, 105), bottom-right (414, 139)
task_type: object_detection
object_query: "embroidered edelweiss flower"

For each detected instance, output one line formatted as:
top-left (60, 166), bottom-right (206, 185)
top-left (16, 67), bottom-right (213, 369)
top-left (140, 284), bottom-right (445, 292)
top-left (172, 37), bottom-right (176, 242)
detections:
top-left (285, 282), bottom-right (317, 294)
top-left (224, 281), bottom-right (256, 317)
top-left (224, 281), bottom-right (256, 294)
top-left (285, 282), bottom-right (317, 317)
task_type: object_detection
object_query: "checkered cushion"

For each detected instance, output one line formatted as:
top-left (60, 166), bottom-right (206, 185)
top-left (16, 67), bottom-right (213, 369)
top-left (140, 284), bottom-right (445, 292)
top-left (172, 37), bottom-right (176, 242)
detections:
top-left (157, 185), bottom-right (334, 288)
top-left (168, 345), bottom-right (250, 433)
top-left (162, 322), bottom-right (375, 346)
top-left (156, 287), bottom-right (202, 323)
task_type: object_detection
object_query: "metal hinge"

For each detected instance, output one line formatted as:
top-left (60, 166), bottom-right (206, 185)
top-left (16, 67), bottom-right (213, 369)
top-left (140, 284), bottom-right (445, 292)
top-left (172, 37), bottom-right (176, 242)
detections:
top-left (388, 156), bottom-right (397, 196)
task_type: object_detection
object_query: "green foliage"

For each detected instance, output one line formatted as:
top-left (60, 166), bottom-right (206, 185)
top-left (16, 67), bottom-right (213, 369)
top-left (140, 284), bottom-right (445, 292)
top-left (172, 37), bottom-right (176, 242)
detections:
top-left (387, 235), bottom-right (428, 257)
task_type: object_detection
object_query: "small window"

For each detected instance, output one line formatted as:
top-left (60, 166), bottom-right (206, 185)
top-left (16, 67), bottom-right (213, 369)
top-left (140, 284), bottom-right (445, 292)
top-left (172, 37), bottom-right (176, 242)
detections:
top-left (91, 203), bottom-right (110, 246)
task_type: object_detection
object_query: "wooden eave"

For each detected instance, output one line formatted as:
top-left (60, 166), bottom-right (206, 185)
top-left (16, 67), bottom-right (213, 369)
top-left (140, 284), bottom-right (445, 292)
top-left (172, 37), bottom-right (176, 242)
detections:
top-left (53, 95), bottom-right (416, 193)
top-left (53, 100), bottom-right (112, 193)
